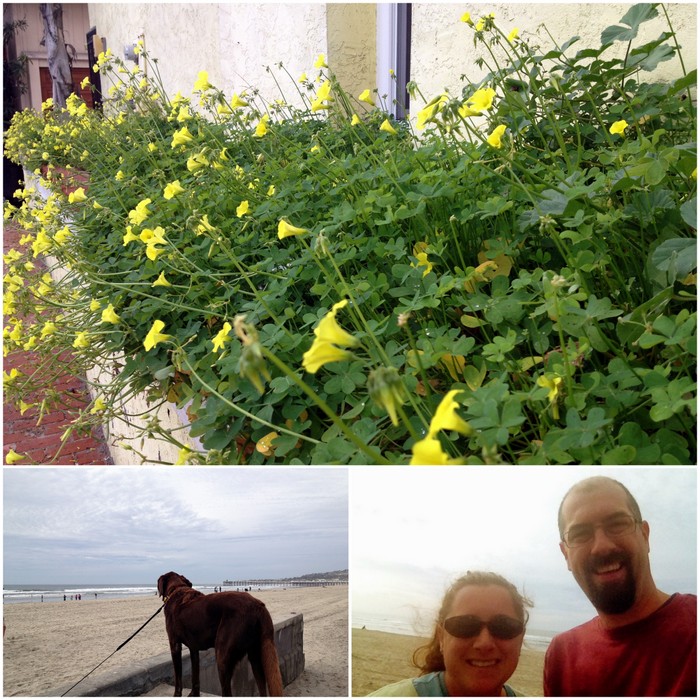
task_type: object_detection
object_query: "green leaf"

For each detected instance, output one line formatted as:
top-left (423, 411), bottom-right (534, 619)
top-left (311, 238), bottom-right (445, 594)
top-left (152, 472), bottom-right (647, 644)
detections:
top-left (649, 238), bottom-right (697, 279)
top-left (601, 4), bottom-right (659, 44)
top-left (680, 198), bottom-right (696, 230)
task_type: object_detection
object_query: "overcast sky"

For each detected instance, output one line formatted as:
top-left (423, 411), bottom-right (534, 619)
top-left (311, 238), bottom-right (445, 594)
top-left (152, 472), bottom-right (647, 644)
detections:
top-left (350, 466), bottom-right (697, 637)
top-left (3, 467), bottom-right (348, 585)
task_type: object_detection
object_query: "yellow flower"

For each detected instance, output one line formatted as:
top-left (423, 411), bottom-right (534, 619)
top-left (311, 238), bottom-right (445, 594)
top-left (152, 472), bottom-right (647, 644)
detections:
top-left (5, 449), bottom-right (25, 464)
top-left (460, 87), bottom-right (497, 118)
top-left (429, 389), bottom-right (473, 436)
top-left (197, 215), bottom-right (216, 235)
top-left (89, 396), bottom-right (107, 414)
top-left (254, 115), bottom-right (270, 137)
top-left (314, 54), bottom-right (328, 69)
top-left (229, 93), bottom-right (249, 109)
top-left (236, 200), bottom-right (251, 217)
top-left (416, 94), bottom-right (449, 130)
top-left (410, 434), bottom-right (460, 465)
top-left (171, 126), bottom-right (194, 148)
top-left (412, 251), bottom-right (433, 277)
top-left (141, 226), bottom-right (168, 260)
top-left (127, 198), bottom-right (152, 225)
top-left (486, 124), bottom-right (507, 148)
top-left (507, 27), bottom-right (519, 43)
top-left (163, 180), bottom-right (185, 199)
top-left (90, 299), bottom-right (102, 311)
top-left (610, 119), bottom-right (629, 136)
top-left (187, 151), bottom-right (209, 172)
top-left (278, 219), bottom-right (308, 239)
top-left (115, 170), bottom-right (125, 181)
top-left (359, 89), bottom-right (375, 106)
top-left (193, 70), bottom-right (211, 92)
top-left (152, 272), bottom-right (172, 287)
top-left (537, 373), bottom-right (564, 419)
top-left (302, 299), bottom-right (359, 373)
top-left (311, 80), bottom-right (333, 112)
top-left (73, 331), bottom-right (90, 348)
top-left (460, 11), bottom-right (473, 25)
top-left (298, 72), bottom-right (308, 83)
top-left (80, 76), bottom-right (91, 89)
top-left (211, 322), bottom-right (232, 353)
top-left (176, 104), bottom-right (192, 122)
top-left (19, 400), bottom-right (33, 415)
top-left (267, 184), bottom-right (276, 196)
top-left (123, 226), bottom-right (140, 246)
top-left (314, 299), bottom-right (359, 348)
top-left (148, 143), bottom-right (158, 153)
top-left (53, 226), bottom-right (71, 245)
top-left (351, 113), bottom-right (361, 126)
top-left (175, 446), bottom-right (192, 465)
top-left (101, 303), bottom-right (121, 324)
top-left (40, 321), bottom-right (56, 338)
top-left (68, 187), bottom-right (87, 203)
top-left (144, 319), bottom-right (171, 351)
top-left (475, 18), bottom-right (486, 31)
top-left (302, 340), bottom-right (353, 374)
top-left (380, 119), bottom-right (398, 135)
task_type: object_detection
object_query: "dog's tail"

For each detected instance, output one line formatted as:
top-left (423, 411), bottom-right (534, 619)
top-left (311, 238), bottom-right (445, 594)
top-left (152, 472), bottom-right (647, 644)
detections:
top-left (262, 636), bottom-right (284, 696)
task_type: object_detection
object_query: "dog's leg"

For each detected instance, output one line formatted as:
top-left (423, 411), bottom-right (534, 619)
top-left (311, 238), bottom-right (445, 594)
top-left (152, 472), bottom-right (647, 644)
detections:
top-left (171, 642), bottom-right (183, 697)
top-left (215, 647), bottom-right (234, 697)
top-left (189, 648), bottom-right (200, 697)
top-left (248, 647), bottom-right (268, 697)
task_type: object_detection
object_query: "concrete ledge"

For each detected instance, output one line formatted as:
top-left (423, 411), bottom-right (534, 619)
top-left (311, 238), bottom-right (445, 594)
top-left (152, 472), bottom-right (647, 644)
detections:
top-left (43, 614), bottom-right (304, 697)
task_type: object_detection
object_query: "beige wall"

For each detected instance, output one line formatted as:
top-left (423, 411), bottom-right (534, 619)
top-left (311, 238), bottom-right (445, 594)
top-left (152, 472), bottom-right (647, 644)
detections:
top-left (6, 3), bottom-right (91, 111)
top-left (87, 3), bottom-right (376, 109)
top-left (410, 3), bottom-right (697, 111)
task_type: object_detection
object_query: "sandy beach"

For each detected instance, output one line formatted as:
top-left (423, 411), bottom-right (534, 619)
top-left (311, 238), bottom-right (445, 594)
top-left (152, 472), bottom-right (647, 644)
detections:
top-left (3, 586), bottom-right (348, 697)
top-left (351, 628), bottom-right (545, 697)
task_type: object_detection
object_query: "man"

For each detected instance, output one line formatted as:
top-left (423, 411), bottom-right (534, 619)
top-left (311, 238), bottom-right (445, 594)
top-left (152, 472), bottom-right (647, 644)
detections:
top-left (544, 476), bottom-right (696, 696)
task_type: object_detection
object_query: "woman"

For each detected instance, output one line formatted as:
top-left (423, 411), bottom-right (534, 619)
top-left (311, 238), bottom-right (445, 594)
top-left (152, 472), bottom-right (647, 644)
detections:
top-left (368, 571), bottom-right (532, 697)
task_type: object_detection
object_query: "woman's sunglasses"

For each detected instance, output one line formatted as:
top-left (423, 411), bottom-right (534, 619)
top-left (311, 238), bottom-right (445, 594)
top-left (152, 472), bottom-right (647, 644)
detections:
top-left (443, 614), bottom-right (524, 640)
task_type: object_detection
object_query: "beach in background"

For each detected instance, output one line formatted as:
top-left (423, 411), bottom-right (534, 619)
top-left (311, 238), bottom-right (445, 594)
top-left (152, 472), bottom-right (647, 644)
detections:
top-left (3, 585), bottom-right (348, 697)
top-left (351, 628), bottom-right (545, 697)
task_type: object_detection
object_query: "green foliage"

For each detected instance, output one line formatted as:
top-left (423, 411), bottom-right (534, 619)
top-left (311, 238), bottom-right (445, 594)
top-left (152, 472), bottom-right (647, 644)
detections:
top-left (3, 5), bottom-right (696, 464)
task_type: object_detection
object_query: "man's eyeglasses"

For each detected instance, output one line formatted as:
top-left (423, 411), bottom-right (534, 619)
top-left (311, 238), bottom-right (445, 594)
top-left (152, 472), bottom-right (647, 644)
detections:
top-left (562, 514), bottom-right (641, 548)
top-left (443, 614), bottom-right (524, 640)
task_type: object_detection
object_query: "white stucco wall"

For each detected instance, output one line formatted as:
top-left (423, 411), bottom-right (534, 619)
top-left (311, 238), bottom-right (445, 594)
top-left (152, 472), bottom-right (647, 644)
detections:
top-left (87, 3), bottom-right (329, 107)
top-left (410, 3), bottom-right (697, 108)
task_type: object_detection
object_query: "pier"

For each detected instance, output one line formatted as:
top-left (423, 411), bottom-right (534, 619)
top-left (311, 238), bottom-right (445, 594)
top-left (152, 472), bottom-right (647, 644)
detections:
top-left (223, 579), bottom-right (347, 588)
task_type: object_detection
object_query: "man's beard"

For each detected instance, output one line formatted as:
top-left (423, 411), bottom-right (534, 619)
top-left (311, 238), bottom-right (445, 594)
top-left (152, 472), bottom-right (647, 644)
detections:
top-left (580, 552), bottom-right (637, 614)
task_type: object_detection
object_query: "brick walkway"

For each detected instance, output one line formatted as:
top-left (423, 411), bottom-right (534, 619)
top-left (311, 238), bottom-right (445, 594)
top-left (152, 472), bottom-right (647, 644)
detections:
top-left (3, 222), bottom-right (112, 465)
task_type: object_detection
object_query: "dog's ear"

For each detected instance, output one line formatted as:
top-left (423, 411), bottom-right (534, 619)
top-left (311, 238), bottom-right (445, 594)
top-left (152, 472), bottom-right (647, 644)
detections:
top-left (182, 575), bottom-right (193, 588)
top-left (158, 572), bottom-right (176, 597)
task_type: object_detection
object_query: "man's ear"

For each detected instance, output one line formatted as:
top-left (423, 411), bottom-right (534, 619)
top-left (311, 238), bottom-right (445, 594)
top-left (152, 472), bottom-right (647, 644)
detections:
top-left (559, 541), bottom-right (572, 571)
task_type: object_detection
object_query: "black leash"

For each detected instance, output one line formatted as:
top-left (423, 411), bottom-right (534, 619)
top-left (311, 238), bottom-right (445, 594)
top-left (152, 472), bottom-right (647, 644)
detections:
top-left (60, 603), bottom-right (165, 697)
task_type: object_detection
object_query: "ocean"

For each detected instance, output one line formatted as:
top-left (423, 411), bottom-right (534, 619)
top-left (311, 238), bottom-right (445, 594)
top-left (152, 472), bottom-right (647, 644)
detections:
top-left (2, 581), bottom-right (285, 604)
top-left (352, 611), bottom-right (553, 652)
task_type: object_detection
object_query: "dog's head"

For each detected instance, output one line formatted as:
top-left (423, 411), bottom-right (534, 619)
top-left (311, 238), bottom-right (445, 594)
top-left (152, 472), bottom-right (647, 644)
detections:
top-left (157, 572), bottom-right (193, 599)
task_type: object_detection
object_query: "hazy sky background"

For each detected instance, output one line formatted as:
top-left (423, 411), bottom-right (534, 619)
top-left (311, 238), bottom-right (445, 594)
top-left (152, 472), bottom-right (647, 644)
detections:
top-left (350, 466), bottom-right (697, 637)
top-left (4, 467), bottom-right (348, 584)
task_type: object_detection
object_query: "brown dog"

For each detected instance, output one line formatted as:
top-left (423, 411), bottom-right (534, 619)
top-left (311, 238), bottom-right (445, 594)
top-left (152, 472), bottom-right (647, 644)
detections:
top-left (157, 572), bottom-right (283, 697)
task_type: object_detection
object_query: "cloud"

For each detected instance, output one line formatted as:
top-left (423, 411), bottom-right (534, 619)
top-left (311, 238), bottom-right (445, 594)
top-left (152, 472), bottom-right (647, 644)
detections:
top-left (4, 467), bottom-right (348, 583)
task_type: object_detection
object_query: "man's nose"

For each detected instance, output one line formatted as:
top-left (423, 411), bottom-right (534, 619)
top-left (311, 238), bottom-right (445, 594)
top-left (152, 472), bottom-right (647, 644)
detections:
top-left (589, 525), bottom-right (619, 553)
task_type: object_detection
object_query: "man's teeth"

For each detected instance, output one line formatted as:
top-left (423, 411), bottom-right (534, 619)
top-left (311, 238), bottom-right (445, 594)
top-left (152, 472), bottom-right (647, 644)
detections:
top-left (597, 563), bottom-right (622, 573)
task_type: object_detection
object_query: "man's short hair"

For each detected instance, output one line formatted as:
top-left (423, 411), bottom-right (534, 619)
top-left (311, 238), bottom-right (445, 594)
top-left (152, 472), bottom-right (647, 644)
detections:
top-left (557, 476), bottom-right (643, 539)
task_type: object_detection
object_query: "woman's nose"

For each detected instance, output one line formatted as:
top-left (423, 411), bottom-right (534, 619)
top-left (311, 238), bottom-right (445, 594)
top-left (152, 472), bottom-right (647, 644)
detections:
top-left (472, 626), bottom-right (497, 648)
